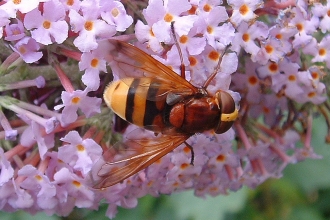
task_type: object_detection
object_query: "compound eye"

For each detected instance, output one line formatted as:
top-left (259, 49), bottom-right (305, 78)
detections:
top-left (214, 91), bottom-right (238, 134)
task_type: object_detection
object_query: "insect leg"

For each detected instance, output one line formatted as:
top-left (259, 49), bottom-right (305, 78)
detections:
top-left (202, 44), bottom-right (231, 89)
top-left (170, 21), bottom-right (186, 79)
top-left (184, 141), bottom-right (194, 165)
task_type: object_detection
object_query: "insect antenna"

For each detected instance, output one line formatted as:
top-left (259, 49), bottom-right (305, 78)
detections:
top-left (202, 44), bottom-right (230, 89)
top-left (170, 21), bottom-right (186, 79)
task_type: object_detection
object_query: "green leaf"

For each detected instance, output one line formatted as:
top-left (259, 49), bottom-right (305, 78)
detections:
top-left (166, 188), bottom-right (248, 220)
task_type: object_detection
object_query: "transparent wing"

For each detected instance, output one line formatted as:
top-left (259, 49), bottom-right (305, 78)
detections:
top-left (105, 39), bottom-right (198, 97)
top-left (136, 78), bottom-right (195, 102)
top-left (90, 132), bottom-right (190, 189)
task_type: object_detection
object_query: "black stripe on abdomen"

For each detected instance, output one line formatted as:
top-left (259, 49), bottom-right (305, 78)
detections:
top-left (143, 80), bottom-right (162, 127)
top-left (125, 78), bottom-right (140, 123)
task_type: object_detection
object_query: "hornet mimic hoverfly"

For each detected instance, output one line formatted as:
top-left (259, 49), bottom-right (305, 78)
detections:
top-left (91, 26), bottom-right (239, 189)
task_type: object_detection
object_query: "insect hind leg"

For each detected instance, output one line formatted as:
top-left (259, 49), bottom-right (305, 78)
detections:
top-left (184, 141), bottom-right (195, 165)
top-left (170, 21), bottom-right (186, 79)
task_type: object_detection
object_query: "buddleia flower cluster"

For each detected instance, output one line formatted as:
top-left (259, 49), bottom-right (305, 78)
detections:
top-left (0, 0), bottom-right (329, 218)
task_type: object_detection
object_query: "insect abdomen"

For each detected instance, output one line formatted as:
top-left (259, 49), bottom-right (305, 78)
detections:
top-left (104, 78), bottom-right (167, 131)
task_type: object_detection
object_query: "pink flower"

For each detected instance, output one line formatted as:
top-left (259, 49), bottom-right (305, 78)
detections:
top-left (311, 35), bottom-right (330, 68)
top-left (55, 88), bottom-right (102, 125)
top-left (78, 50), bottom-right (107, 91)
top-left (255, 37), bottom-right (287, 65)
top-left (233, 58), bottom-right (262, 104)
top-left (135, 20), bottom-right (164, 53)
top-left (195, 6), bottom-right (232, 49)
top-left (4, 19), bottom-right (25, 41)
top-left (0, 148), bottom-right (14, 186)
top-left (58, 131), bottom-right (102, 175)
top-left (24, 1), bottom-right (68, 45)
top-left (0, 180), bottom-right (34, 209)
top-left (58, 0), bottom-right (81, 11)
top-left (289, 7), bottom-right (319, 48)
top-left (228, 0), bottom-right (263, 26)
top-left (0, 9), bottom-right (10, 38)
top-left (312, 2), bottom-right (330, 33)
top-left (53, 167), bottom-right (95, 208)
top-left (142, 0), bottom-right (198, 43)
top-left (69, 8), bottom-right (116, 52)
top-left (231, 21), bottom-right (268, 56)
top-left (0, 0), bottom-right (40, 18)
top-left (18, 165), bottom-right (58, 210)
top-left (20, 120), bottom-right (55, 159)
top-left (11, 37), bottom-right (43, 63)
top-left (100, 0), bottom-right (133, 32)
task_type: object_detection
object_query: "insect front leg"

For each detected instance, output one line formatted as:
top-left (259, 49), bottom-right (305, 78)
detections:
top-left (170, 21), bottom-right (186, 79)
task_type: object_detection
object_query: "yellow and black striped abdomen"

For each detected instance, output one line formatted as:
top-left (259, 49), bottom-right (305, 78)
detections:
top-left (104, 78), bottom-right (167, 131)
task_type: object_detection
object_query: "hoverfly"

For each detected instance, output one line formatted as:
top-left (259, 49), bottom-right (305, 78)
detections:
top-left (92, 27), bottom-right (239, 189)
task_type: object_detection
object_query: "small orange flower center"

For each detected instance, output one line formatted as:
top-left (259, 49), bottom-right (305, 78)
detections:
top-left (43, 20), bottom-right (51, 29)
top-left (311, 72), bottom-right (319, 80)
top-left (90, 58), bottom-right (99, 67)
top-left (13, 0), bottom-right (21, 4)
top-left (13, 29), bottom-right (21, 35)
top-left (275, 34), bottom-right (282, 40)
top-left (111, 8), bottom-right (119, 17)
top-left (296, 23), bottom-right (303, 32)
top-left (319, 48), bottom-right (326, 56)
top-left (308, 92), bottom-right (316, 98)
top-left (72, 180), bottom-right (81, 187)
top-left (71, 96), bottom-right (81, 104)
top-left (239, 4), bottom-right (249, 16)
top-left (76, 144), bottom-right (85, 151)
top-left (203, 4), bottom-right (212, 12)
top-left (179, 35), bottom-right (188, 44)
top-left (35, 175), bottom-right (42, 181)
top-left (210, 187), bottom-right (218, 192)
top-left (208, 50), bottom-right (220, 61)
top-left (180, 163), bottom-right (189, 169)
top-left (327, 10), bottom-right (330, 17)
top-left (265, 45), bottom-right (274, 54)
top-left (188, 5), bottom-right (197, 14)
top-left (18, 46), bottom-right (26, 54)
top-left (207, 25), bottom-right (213, 34)
top-left (84, 21), bottom-right (94, 31)
top-left (67, 0), bottom-right (74, 6)
top-left (149, 29), bottom-right (155, 37)
top-left (248, 76), bottom-right (258, 85)
top-left (216, 154), bottom-right (225, 162)
top-left (242, 33), bottom-right (250, 42)
top-left (183, 146), bottom-right (191, 153)
top-left (164, 13), bottom-right (173, 22)
top-left (288, 75), bottom-right (296, 81)
top-left (173, 182), bottom-right (179, 187)
top-left (188, 56), bottom-right (197, 66)
top-left (263, 106), bottom-right (270, 114)
top-left (269, 62), bottom-right (278, 72)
